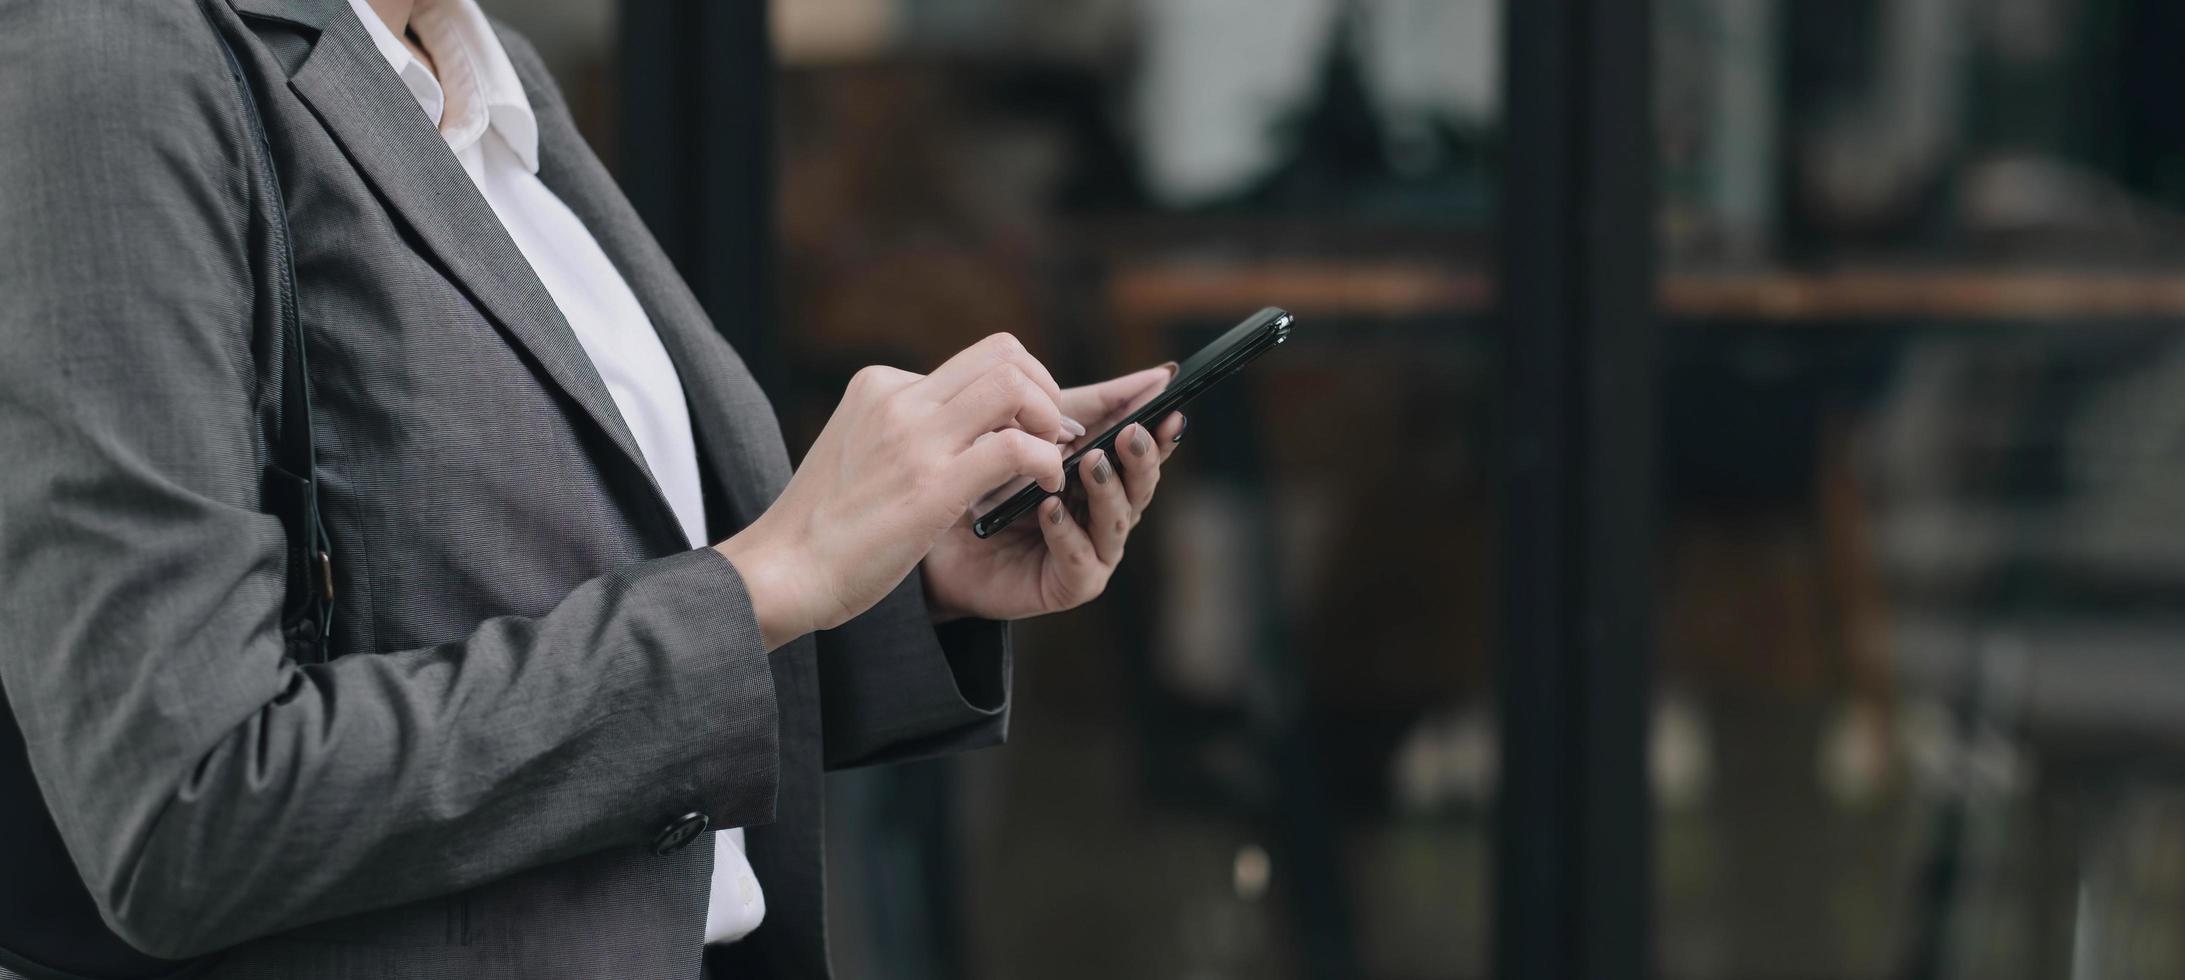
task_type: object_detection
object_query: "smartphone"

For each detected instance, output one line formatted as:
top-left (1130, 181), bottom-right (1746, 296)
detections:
top-left (971, 306), bottom-right (1295, 538)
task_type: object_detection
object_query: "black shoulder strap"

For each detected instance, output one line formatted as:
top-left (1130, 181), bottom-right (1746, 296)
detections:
top-left (212, 15), bottom-right (335, 663)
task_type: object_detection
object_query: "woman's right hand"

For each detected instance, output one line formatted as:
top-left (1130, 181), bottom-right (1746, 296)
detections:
top-left (714, 333), bottom-right (1081, 649)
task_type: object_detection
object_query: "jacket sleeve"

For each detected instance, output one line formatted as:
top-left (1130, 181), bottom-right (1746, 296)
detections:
top-left (482, 17), bottom-right (1014, 773)
top-left (0, 1), bottom-right (778, 959)
top-left (816, 568), bottom-right (1014, 770)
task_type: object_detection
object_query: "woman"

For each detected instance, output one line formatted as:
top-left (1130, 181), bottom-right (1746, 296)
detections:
top-left (0, 0), bottom-right (1182, 977)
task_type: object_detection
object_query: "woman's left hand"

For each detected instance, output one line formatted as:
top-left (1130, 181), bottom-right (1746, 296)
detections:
top-left (922, 364), bottom-right (1185, 623)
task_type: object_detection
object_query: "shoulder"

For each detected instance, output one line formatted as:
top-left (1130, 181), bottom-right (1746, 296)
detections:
top-left (0, 0), bottom-right (246, 159)
top-left (0, 0), bottom-right (251, 291)
top-left (1, 0), bottom-right (237, 99)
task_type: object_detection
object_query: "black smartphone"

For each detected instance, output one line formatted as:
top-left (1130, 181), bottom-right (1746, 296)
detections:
top-left (971, 306), bottom-right (1295, 538)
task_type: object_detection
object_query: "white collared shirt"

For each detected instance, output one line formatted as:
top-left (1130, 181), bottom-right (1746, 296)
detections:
top-left (342, 0), bottom-right (765, 945)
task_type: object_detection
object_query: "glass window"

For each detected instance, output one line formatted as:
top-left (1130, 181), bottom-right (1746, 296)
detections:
top-left (1654, 1), bottom-right (2185, 977)
top-left (770, 2), bottom-right (1503, 977)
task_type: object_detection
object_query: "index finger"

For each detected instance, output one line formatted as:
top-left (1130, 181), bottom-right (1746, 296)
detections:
top-left (936, 362), bottom-right (1069, 447)
top-left (913, 333), bottom-right (1070, 425)
top-left (1056, 364), bottom-right (1175, 425)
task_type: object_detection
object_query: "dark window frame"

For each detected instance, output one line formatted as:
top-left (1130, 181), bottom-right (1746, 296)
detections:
top-left (1494, 1), bottom-right (1657, 978)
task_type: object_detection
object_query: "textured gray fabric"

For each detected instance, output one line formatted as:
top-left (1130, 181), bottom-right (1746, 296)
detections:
top-left (0, 1), bottom-right (1011, 977)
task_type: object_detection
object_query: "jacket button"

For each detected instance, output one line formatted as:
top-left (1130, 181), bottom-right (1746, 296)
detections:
top-left (652, 811), bottom-right (710, 855)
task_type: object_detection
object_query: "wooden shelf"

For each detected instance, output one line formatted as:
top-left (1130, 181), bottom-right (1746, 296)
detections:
top-left (1106, 260), bottom-right (2185, 333)
top-left (1109, 260), bottom-right (1490, 325)
top-left (1667, 269), bottom-right (2185, 321)
top-left (1106, 260), bottom-right (1489, 367)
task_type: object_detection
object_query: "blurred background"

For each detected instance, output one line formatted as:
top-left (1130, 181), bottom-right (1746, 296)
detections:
top-left (482, 0), bottom-right (2185, 977)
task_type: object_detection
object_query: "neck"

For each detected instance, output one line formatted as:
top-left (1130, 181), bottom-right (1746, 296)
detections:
top-left (364, 0), bottom-right (416, 35)
top-left (364, 0), bottom-right (435, 76)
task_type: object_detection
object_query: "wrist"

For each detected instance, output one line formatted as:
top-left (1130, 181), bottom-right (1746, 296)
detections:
top-left (715, 527), bottom-right (809, 651)
top-left (918, 557), bottom-right (979, 625)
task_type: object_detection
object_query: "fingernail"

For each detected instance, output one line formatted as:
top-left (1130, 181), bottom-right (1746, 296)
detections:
top-left (1061, 415), bottom-right (1087, 439)
top-left (1129, 426), bottom-right (1151, 458)
top-left (1171, 414), bottom-right (1189, 444)
top-left (1047, 499), bottom-right (1066, 525)
top-left (1090, 452), bottom-right (1111, 485)
top-left (1161, 361), bottom-right (1180, 379)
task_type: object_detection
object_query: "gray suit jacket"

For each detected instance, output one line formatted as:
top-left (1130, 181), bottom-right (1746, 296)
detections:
top-left (0, 1), bottom-right (1011, 977)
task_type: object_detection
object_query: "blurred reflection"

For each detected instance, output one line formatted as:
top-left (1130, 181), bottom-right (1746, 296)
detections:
top-left (774, 1), bottom-right (1497, 978)
top-left (1130, 0), bottom-right (1498, 207)
top-left (493, 0), bottom-right (2185, 977)
top-left (1657, 1), bottom-right (2185, 977)
top-left (1662, 0), bottom-right (2185, 267)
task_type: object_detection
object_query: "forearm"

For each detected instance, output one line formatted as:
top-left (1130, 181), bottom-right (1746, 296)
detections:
top-left (8, 548), bottom-right (778, 959)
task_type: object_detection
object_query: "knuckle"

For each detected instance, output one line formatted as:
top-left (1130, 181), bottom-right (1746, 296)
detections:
top-left (985, 332), bottom-right (1024, 357)
top-left (851, 365), bottom-right (915, 403)
top-left (990, 363), bottom-right (1030, 394)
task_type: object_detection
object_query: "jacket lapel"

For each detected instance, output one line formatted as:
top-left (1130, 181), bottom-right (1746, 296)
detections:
top-left (255, 0), bottom-right (787, 540)
top-left (279, 11), bottom-right (683, 543)
top-left (520, 68), bottom-right (793, 534)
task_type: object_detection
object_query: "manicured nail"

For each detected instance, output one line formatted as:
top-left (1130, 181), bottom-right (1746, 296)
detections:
top-left (1171, 414), bottom-right (1189, 444)
top-left (1090, 452), bottom-right (1111, 485)
top-left (1161, 361), bottom-right (1180, 379)
top-left (1061, 415), bottom-right (1087, 439)
top-left (1047, 499), bottom-right (1066, 525)
top-left (1129, 426), bottom-right (1151, 458)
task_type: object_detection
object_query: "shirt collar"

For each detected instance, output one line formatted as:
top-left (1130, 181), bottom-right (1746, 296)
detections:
top-left (343, 0), bottom-right (539, 173)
